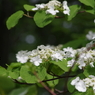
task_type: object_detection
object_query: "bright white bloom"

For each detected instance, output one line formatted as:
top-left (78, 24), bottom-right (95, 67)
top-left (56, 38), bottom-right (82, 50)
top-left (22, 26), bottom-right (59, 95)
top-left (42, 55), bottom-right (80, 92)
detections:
top-left (46, 0), bottom-right (61, 9)
top-left (77, 59), bottom-right (86, 69)
top-left (63, 47), bottom-right (77, 58)
top-left (86, 31), bottom-right (95, 40)
top-left (62, 1), bottom-right (70, 15)
top-left (75, 80), bottom-right (87, 92)
top-left (83, 76), bottom-right (95, 93)
top-left (32, 0), bottom-right (70, 15)
top-left (51, 52), bottom-right (63, 61)
top-left (32, 4), bottom-right (46, 11)
top-left (71, 77), bottom-right (87, 92)
top-left (71, 77), bottom-right (80, 85)
top-left (46, 9), bottom-right (59, 15)
top-left (30, 55), bottom-right (42, 66)
top-left (67, 59), bottom-right (75, 67)
top-left (45, 0), bottom-right (61, 15)
top-left (16, 50), bottom-right (29, 63)
top-left (76, 49), bottom-right (95, 69)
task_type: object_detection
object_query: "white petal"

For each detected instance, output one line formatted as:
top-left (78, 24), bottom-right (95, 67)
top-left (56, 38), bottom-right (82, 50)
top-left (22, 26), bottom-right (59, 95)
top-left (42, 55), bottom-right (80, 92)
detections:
top-left (75, 80), bottom-right (87, 92)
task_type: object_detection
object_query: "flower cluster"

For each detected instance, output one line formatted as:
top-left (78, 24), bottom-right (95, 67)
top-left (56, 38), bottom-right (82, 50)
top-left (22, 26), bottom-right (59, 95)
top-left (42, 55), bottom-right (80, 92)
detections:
top-left (71, 75), bottom-right (95, 93)
top-left (67, 47), bottom-right (95, 69)
top-left (32, 0), bottom-right (70, 15)
top-left (16, 43), bottom-right (95, 69)
top-left (16, 45), bottom-right (77, 66)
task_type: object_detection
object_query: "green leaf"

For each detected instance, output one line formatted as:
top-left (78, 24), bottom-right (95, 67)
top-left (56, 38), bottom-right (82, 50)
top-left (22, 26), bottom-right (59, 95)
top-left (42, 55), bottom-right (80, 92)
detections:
top-left (0, 76), bottom-right (15, 92)
top-left (24, 4), bottom-right (35, 11)
top-left (9, 86), bottom-right (37, 95)
top-left (72, 88), bottom-right (95, 95)
top-left (0, 66), bottom-right (8, 76)
top-left (8, 62), bottom-right (22, 69)
top-left (51, 59), bottom-right (70, 72)
top-left (20, 65), bottom-right (46, 83)
top-left (7, 63), bottom-right (21, 79)
top-left (68, 5), bottom-right (81, 21)
top-left (85, 9), bottom-right (95, 14)
top-left (26, 85), bottom-right (37, 95)
top-left (6, 10), bottom-right (24, 29)
top-left (9, 87), bottom-right (28, 95)
top-left (71, 64), bottom-right (78, 72)
top-left (8, 71), bottom-right (19, 79)
top-left (48, 63), bottom-right (64, 75)
top-left (83, 65), bottom-right (95, 77)
top-left (62, 38), bottom-right (84, 48)
top-left (34, 10), bottom-right (54, 28)
top-left (79, 0), bottom-right (95, 8)
top-left (72, 91), bottom-right (85, 95)
top-left (46, 74), bottom-right (59, 87)
top-left (67, 78), bottom-right (75, 93)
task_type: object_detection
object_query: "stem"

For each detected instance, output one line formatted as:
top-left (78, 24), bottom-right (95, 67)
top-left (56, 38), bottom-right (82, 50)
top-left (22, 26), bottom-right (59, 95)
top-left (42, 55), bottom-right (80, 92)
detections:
top-left (33, 71), bottom-right (57, 95)
top-left (24, 14), bottom-right (33, 18)
top-left (14, 75), bottom-right (75, 85)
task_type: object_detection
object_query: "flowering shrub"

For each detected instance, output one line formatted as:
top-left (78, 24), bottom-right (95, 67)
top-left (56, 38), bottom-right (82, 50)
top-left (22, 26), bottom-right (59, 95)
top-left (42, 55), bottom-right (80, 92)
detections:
top-left (1, 0), bottom-right (95, 95)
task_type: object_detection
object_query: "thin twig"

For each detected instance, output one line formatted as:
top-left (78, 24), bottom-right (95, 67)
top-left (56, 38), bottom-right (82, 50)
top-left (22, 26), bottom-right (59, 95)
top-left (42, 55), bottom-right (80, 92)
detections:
top-left (33, 71), bottom-right (57, 95)
top-left (14, 75), bottom-right (75, 85)
top-left (24, 14), bottom-right (33, 18)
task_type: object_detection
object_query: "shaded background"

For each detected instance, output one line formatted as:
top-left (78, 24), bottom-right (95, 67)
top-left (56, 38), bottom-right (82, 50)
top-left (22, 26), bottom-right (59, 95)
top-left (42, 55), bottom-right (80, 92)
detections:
top-left (0, 0), bottom-right (95, 67)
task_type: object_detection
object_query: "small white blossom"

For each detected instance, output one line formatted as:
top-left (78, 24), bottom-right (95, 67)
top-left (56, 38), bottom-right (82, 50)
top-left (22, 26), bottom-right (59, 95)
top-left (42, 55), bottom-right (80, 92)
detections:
top-left (62, 1), bottom-right (70, 15)
top-left (32, 4), bottom-right (46, 11)
top-left (63, 47), bottom-right (77, 58)
top-left (16, 50), bottom-right (29, 63)
top-left (75, 80), bottom-right (87, 92)
top-left (32, 0), bottom-right (70, 15)
top-left (51, 52), bottom-right (63, 61)
top-left (46, 0), bottom-right (61, 9)
top-left (46, 9), bottom-right (59, 15)
top-left (71, 77), bottom-right (80, 85)
top-left (86, 31), bottom-right (95, 40)
top-left (71, 77), bottom-right (87, 92)
top-left (67, 59), bottom-right (75, 67)
top-left (30, 55), bottom-right (42, 66)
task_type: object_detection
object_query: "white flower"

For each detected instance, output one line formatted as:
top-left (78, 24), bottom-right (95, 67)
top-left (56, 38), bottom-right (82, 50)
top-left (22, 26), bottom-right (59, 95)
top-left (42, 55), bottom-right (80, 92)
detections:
top-left (71, 77), bottom-right (87, 92)
top-left (32, 4), bottom-right (46, 11)
top-left (63, 47), bottom-right (77, 58)
top-left (16, 50), bottom-right (29, 63)
top-left (77, 58), bottom-right (86, 69)
top-left (75, 80), bottom-right (86, 92)
top-left (67, 59), bottom-right (75, 67)
top-left (86, 31), bottom-right (95, 40)
top-left (46, 8), bottom-right (59, 15)
top-left (71, 77), bottom-right (80, 85)
top-left (30, 55), bottom-right (42, 66)
top-left (45, 0), bottom-right (61, 15)
top-left (62, 1), bottom-right (70, 15)
top-left (46, 0), bottom-right (61, 9)
top-left (51, 52), bottom-right (63, 61)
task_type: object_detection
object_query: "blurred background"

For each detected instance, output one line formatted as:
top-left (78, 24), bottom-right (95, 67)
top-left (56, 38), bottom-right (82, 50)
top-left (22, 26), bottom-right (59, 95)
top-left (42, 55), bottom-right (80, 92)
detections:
top-left (0, 0), bottom-right (95, 67)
